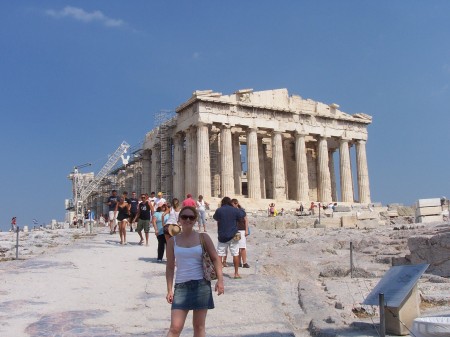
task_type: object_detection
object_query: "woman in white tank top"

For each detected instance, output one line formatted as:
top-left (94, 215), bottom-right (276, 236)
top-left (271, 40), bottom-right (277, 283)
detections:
top-left (165, 206), bottom-right (224, 337)
top-left (163, 198), bottom-right (181, 243)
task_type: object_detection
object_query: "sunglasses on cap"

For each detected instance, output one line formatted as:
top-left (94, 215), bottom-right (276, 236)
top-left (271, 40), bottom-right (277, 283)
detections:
top-left (180, 215), bottom-right (196, 221)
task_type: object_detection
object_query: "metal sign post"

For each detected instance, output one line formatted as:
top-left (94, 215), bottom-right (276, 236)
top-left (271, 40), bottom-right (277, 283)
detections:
top-left (379, 293), bottom-right (386, 337)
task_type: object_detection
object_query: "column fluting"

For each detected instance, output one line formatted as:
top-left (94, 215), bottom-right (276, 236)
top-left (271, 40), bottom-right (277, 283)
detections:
top-left (339, 138), bottom-right (354, 203)
top-left (317, 136), bottom-right (332, 202)
top-left (220, 126), bottom-right (234, 197)
top-left (197, 123), bottom-right (211, 198)
top-left (356, 139), bottom-right (371, 204)
top-left (247, 127), bottom-right (261, 199)
top-left (295, 132), bottom-right (309, 202)
top-left (272, 131), bottom-right (286, 200)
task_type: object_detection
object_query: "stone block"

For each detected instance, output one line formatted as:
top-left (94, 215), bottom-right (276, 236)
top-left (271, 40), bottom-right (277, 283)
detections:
top-left (386, 285), bottom-right (420, 335)
top-left (387, 210), bottom-right (399, 217)
top-left (341, 215), bottom-right (357, 228)
top-left (333, 206), bottom-right (351, 212)
top-left (356, 219), bottom-right (382, 229)
top-left (416, 198), bottom-right (441, 208)
top-left (357, 212), bottom-right (379, 220)
top-left (324, 209), bottom-right (333, 217)
top-left (332, 211), bottom-right (354, 218)
top-left (415, 206), bottom-right (442, 217)
top-left (416, 215), bottom-right (443, 223)
top-left (314, 218), bottom-right (341, 228)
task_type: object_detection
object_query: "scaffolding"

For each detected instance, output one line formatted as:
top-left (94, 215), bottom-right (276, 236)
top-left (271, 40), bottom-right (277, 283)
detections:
top-left (155, 110), bottom-right (175, 200)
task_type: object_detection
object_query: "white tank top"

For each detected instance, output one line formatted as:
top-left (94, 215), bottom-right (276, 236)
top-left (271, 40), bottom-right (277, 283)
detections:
top-left (174, 236), bottom-right (203, 283)
top-left (166, 207), bottom-right (180, 225)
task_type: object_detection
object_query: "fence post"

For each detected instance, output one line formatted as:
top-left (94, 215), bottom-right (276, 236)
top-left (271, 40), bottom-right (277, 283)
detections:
top-left (15, 226), bottom-right (20, 260)
top-left (350, 241), bottom-right (353, 278)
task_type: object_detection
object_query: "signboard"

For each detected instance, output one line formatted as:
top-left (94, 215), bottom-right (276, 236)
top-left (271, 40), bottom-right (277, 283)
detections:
top-left (363, 264), bottom-right (429, 307)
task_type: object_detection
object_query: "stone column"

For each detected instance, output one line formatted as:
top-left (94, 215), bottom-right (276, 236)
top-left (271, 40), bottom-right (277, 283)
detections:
top-left (220, 126), bottom-right (234, 197)
top-left (258, 138), bottom-right (266, 199)
top-left (151, 146), bottom-right (161, 193)
top-left (232, 134), bottom-right (242, 195)
top-left (329, 150), bottom-right (337, 201)
top-left (173, 133), bottom-right (185, 199)
top-left (295, 132), bottom-right (309, 202)
top-left (317, 136), bottom-right (332, 202)
top-left (197, 123), bottom-right (211, 198)
top-left (247, 127), bottom-right (261, 199)
top-left (150, 149), bottom-right (157, 193)
top-left (356, 139), bottom-right (371, 203)
top-left (141, 150), bottom-right (151, 194)
top-left (184, 128), bottom-right (194, 196)
top-left (339, 138), bottom-right (354, 203)
top-left (272, 131), bottom-right (286, 200)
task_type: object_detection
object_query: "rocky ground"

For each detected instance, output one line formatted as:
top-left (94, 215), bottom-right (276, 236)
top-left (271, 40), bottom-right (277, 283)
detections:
top-left (1, 215), bottom-right (449, 336)
top-left (246, 213), bottom-right (450, 336)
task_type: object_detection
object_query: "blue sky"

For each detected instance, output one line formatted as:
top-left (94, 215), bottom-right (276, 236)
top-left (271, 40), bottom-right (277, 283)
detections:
top-left (1, 1), bottom-right (450, 230)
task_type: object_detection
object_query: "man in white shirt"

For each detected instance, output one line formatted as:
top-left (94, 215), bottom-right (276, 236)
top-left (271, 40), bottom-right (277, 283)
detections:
top-left (154, 191), bottom-right (166, 207)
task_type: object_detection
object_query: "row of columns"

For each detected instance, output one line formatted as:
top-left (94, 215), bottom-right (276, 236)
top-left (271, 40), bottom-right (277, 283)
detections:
top-left (145, 124), bottom-right (371, 204)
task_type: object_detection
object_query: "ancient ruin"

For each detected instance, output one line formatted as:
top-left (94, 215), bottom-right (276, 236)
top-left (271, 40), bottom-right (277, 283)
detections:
top-left (86, 88), bottom-right (372, 216)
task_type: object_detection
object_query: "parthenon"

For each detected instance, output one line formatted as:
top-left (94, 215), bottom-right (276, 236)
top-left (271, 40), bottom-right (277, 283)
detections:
top-left (87, 88), bottom-right (372, 215)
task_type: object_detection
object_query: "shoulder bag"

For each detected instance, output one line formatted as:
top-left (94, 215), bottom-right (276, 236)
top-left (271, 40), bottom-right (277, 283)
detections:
top-left (200, 233), bottom-right (217, 281)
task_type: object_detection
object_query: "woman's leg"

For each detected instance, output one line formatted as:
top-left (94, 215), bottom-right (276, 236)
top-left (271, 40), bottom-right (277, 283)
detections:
top-left (119, 220), bottom-right (124, 243)
top-left (167, 309), bottom-right (189, 337)
top-left (192, 309), bottom-right (208, 337)
top-left (122, 220), bottom-right (127, 243)
top-left (200, 211), bottom-right (207, 231)
top-left (157, 234), bottom-right (166, 260)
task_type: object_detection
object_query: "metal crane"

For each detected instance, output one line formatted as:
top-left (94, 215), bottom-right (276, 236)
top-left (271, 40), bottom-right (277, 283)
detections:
top-left (72, 141), bottom-right (130, 223)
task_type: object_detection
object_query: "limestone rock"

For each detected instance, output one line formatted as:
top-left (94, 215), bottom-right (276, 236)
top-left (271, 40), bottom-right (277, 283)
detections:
top-left (408, 232), bottom-right (450, 277)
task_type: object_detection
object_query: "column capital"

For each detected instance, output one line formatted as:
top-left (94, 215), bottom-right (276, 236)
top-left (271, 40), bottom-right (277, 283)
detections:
top-left (295, 131), bottom-right (308, 138)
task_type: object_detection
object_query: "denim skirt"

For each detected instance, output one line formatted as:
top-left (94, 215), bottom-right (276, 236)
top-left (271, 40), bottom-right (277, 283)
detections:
top-left (172, 279), bottom-right (214, 310)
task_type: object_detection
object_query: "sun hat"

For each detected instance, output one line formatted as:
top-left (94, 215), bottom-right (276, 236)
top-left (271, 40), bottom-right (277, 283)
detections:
top-left (168, 224), bottom-right (181, 236)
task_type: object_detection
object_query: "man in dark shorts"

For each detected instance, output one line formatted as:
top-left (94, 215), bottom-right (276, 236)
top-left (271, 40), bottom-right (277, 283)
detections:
top-left (128, 191), bottom-right (139, 232)
top-left (134, 193), bottom-right (154, 246)
top-left (213, 196), bottom-right (246, 278)
top-left (106, 190), bottom-right (118, 234)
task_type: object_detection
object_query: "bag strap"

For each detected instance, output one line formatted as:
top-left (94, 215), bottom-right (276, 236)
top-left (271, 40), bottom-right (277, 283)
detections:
top-left (199, 233), bottom-right (206, 253)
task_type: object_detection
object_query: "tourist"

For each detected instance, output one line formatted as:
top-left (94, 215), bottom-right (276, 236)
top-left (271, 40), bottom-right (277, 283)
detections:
top-left (297, 202), bottom-right (304, 215)
top-left (148, 192), bottom-right (156, 210)
top-left (99, 214), bottom-right (106, 227)
top-left (155, 192), bottom-right (167, 208)
top-left (153, 205), bottom-right (169, 261)
top-left (231, 198), bottom-right (250, 268)
top-left (165, 206), bottom-right (224, 337)
top-left (182, 193), bottom-right (196, 208)
top-left (114, 196), bottom-right (130, 245)
top-left (268, 203), bottom-right (276, 217)
top-left (135, 193), bottom-right (154, 246)
top-left (106, 190), bottom-right (119, 234)
top-left (11, 217), bottom-right (17, 232)
top-left (128, 191), bottom-right (139, 232)
top-left (196, 195), bottom-right (209, 232)
top-left (213, 196), bottom-right (246, 279)
top-left (164, 198), bottom-right (181, 244)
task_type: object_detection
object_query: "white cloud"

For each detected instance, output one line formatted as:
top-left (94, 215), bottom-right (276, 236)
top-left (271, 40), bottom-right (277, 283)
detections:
top-left (45, 6), bottom-right (124, 28)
